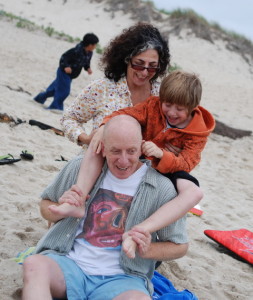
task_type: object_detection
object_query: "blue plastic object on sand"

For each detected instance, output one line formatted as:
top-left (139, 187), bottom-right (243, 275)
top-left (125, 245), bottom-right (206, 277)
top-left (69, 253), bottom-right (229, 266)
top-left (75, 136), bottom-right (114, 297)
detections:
top-left (152, 271), bottom-right (198, 300)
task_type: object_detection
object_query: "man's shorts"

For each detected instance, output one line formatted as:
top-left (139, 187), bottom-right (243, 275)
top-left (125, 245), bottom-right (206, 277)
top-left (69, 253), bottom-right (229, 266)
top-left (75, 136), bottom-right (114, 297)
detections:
top-left (46, 253), bottom-right (150, 300)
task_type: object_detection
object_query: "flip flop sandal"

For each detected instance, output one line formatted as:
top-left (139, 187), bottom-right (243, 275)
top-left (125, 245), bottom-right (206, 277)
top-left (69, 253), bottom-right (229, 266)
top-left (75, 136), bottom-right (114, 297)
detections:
top-left (20, 150), bottom-right (34, 160)
top-left (0, 154), bottom-right (21, 165)
top-left (55, 155), bottom-right (68, 162)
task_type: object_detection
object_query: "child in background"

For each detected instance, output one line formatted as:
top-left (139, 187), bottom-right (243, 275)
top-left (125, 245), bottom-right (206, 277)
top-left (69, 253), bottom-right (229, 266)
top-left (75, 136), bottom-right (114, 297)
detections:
top-left (50, 70), bottom-right (215, 258)
top-left (34, 33), bottom-right (99, 111)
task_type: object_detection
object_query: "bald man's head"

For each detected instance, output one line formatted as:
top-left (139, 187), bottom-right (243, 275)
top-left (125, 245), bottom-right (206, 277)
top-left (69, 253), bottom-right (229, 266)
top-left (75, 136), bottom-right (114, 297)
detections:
top-left (103, 115), bottom-right (142, 142)
top-left (102, 115), bottom-right (143, 179)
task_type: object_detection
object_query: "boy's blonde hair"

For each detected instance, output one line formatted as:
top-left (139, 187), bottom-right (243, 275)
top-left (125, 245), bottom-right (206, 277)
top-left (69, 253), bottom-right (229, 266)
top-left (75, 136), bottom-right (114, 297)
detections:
top-left (159, 70), bottom-right (202, 113)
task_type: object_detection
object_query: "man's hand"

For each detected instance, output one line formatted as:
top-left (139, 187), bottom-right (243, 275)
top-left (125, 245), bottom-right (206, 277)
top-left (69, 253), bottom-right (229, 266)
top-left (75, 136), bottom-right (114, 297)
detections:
top-left (142, 141), bottom-right (163, 159)
top-left (59, 185), bottom-right (85, 207)
top-left (87, 68), bottom-right (92, 75)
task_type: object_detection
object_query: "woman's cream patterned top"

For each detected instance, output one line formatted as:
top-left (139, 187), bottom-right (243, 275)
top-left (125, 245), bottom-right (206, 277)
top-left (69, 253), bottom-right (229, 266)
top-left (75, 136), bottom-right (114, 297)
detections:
top-left (61, 77), bottom-right (160, 144)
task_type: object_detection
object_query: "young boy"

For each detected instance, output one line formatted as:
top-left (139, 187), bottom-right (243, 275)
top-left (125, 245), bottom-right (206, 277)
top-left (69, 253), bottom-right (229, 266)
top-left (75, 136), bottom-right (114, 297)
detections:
top-left (34, 33), bottom-right (99, 111)
top-left (50, 70), bottom-right (215, 258)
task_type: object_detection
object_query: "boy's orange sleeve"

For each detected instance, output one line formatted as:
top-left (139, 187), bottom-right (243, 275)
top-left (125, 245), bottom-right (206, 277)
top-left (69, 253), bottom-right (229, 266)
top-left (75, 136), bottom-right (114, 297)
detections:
top-left (153, 135), bottom-right (208, 173)
top-left (101, 100), bottom-right (149, 126)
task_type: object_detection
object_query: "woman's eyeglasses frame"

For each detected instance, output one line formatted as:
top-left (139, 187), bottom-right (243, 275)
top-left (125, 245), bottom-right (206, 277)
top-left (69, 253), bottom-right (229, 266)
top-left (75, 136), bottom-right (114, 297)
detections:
top-left (130, 60), bottom-right (160, 73)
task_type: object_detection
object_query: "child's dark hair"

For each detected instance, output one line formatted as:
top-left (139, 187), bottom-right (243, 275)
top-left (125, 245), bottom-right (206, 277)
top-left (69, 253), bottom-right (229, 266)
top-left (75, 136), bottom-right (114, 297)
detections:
top-left (160, 70), bottom-right (202, 113)
top-left (82, 33), bottom-right (99, 46)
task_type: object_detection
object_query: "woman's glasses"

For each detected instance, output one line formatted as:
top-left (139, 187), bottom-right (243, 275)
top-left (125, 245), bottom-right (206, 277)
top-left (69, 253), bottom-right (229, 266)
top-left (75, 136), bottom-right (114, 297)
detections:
top-left (130, 61), bottom-right (159, 73)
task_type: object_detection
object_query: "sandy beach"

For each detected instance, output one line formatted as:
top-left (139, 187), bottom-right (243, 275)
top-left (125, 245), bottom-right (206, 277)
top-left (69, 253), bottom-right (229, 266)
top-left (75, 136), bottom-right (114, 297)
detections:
top-left (0, 1), bottom-right (252, 299)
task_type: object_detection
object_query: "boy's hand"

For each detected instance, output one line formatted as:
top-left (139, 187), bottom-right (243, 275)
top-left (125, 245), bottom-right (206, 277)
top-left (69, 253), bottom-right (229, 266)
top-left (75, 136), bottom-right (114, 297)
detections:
top-left (122, 232), bottom-right (137, 259)
top-left (64, 67), bottom-right (72, 74)
top-left (164, 142), bottom-right (182, 156)
top-left (59, 185), bottom-right (85, 207)
top-left (142, 141), bottom-right (163, 159)
top-left (90, 125), bottom-right (105, 154)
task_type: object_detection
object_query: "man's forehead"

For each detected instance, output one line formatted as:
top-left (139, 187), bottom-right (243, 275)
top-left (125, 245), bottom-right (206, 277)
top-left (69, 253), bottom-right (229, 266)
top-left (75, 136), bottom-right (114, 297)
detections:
top-left (107, 144), bottom-right (139, 151)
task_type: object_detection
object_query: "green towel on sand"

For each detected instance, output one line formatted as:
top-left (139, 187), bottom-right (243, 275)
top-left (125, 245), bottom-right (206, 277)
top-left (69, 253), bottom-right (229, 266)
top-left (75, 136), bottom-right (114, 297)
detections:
top-left (11, 247), bottom-right (36, 265)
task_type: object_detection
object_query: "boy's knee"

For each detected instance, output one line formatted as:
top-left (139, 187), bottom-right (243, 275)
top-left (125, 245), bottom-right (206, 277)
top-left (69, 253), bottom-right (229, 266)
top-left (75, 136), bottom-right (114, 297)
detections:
top-left (177, 179), bottom-right (203, 204)
top-left (194, 185), bottom-right (204, 202)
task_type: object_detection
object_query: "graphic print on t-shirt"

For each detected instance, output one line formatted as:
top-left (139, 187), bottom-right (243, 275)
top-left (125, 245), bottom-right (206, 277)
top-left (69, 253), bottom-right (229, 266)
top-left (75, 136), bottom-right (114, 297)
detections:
top-left (76, 188), bottom-right (132, 248)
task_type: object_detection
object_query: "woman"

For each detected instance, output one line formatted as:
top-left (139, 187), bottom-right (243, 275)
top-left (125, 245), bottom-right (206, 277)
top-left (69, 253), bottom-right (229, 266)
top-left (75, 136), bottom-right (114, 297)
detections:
top-left (60, 22), bottom-right (170, 148)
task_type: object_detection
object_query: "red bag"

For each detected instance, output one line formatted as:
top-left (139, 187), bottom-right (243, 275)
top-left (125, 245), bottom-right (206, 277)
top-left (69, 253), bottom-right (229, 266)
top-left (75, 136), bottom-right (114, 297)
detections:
top-left (204, 229), bottom-right (253, 265)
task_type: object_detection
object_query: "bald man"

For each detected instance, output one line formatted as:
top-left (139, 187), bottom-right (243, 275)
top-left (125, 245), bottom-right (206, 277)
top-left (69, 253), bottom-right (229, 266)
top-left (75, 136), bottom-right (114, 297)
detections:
top-left (22, 115), bottom-right (188, 300)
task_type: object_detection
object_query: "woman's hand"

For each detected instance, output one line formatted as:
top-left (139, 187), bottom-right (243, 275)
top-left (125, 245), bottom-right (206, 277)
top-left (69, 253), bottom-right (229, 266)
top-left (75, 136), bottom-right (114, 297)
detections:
top-left (142, 141), bottom-right (163, 159)
top-left (78, 129), bottom-right (98, 146)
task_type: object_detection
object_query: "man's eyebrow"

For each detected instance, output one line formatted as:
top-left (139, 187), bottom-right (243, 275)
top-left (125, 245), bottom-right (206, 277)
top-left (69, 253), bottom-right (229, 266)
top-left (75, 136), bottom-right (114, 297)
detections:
top-left (110, 147), bottom-right (119, 151)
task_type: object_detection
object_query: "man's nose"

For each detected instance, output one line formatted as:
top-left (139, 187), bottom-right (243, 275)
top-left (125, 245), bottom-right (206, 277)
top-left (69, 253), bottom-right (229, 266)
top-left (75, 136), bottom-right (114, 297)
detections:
top-left (118, 153), bottom-right (128, 164)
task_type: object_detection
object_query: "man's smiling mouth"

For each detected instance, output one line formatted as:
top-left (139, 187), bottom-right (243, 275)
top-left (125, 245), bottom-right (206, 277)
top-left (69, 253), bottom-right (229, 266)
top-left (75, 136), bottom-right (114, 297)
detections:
top-left (117, 166), bottom-right (128, 171)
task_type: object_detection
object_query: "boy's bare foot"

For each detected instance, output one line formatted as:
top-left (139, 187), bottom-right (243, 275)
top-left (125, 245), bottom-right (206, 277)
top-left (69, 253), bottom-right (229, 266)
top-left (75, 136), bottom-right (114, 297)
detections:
top-left (122, 235), bottom-right (137, 259)
top-left (49, 203), bottom-right (85, 218)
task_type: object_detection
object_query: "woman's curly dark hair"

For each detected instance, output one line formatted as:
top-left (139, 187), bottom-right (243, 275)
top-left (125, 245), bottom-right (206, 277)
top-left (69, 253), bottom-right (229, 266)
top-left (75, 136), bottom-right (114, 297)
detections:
top-left (100, 22), bottom-right (170, 82)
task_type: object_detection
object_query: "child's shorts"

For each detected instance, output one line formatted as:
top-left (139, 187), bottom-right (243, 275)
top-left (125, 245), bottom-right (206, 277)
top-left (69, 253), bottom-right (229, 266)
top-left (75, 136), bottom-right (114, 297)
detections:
top-left (46, 253), bottom-right (150, 300)
top-left (162, 170), bottom-right (199, 191)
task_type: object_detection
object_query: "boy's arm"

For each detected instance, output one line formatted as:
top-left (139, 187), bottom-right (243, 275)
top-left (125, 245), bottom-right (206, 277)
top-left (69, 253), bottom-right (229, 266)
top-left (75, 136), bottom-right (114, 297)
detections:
top-left (59, 48), bottom-right (74, 70)
top-left (83, 51), bottom-right (93, 71)
top-left (132, 179), bottom-right (203, 235)
top-left (124, 226), bottom-right (189, 261)
top-left (154, 136), bottom-right (208, 173)
top-left (102, 97), bottom-right (151, 126)
top-left (75, 139), bottom-right (105, 203)
top-left (124, 178), bottom-right (201, 260)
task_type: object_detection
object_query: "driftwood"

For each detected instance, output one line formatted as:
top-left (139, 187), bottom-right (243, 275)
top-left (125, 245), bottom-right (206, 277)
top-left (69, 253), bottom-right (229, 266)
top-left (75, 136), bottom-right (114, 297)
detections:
top-left (0, 113), bottom-right (64, 136)
top-left (28, 120), bottom-right (64, 136)
top-left (214, 120), bottom-right (252, 139)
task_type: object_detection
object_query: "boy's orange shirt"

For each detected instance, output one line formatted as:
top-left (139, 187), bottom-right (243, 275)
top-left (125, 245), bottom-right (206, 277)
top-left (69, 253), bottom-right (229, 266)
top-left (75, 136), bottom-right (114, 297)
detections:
top-left (102, 96), bottom-right (215, 173)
